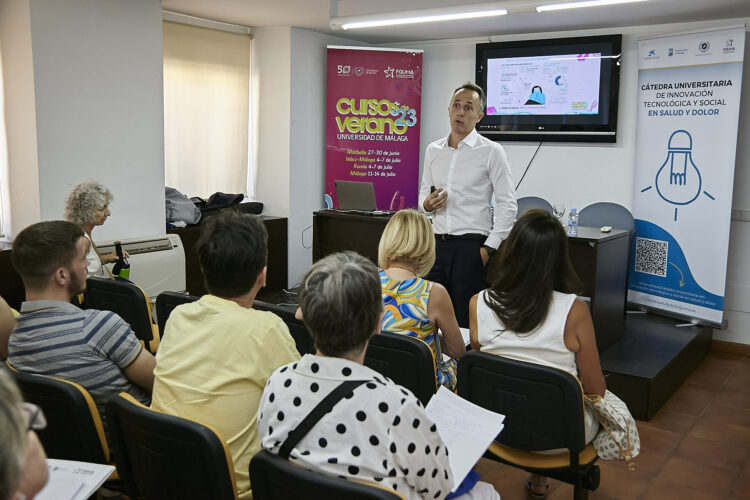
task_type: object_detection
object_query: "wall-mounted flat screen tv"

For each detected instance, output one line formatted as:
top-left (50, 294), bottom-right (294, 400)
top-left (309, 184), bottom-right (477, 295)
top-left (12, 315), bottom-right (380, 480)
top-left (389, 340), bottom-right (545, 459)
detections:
top-left (476, 34), bottom-right (622, 143)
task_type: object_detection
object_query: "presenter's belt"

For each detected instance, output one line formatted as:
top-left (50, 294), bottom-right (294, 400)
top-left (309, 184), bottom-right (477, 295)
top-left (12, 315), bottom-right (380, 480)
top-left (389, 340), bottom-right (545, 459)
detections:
top-left (435, 233), bottom-right (486, 242)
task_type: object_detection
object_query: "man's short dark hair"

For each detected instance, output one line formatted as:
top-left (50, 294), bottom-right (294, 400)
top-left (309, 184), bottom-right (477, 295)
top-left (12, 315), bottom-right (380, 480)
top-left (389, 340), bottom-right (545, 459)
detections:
top-left (453, 81), bottom-right (486, 112)
top-left (197, 210), bottom-right (268, 298)
top-left (298, 251), bottom-right (383, 357)
top-left (12, 221), bottom-right (85, 291)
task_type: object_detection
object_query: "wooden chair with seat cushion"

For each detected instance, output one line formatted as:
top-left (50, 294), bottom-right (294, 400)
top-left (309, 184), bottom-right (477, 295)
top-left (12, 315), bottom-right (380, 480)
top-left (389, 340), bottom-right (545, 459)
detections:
top-left (578, 202), bottom-right (635, 231)
top-left (516, 196), bottom-right (554, 217)
top-left (253, 300), bottom-right (315, 355)
top-left (7, 366), bottom-right (115, 473)
top-left (84, 277), bottom-right (159, 352)
top-left (364, 332), bottom-right (437, 407)
top-left (250, 449), bottom-right (406, 500)
top-left (457, 351), bottom-right (600, 500)
top-left (106, 392), bottom-right (239, 500)
top-left (154, 291), bottom-right (199, 341)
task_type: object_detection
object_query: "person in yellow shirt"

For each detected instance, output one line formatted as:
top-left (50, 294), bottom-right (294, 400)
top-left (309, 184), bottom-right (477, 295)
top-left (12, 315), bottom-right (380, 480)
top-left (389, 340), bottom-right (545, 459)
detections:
top-left (151, 210), bottom-right (300, 499)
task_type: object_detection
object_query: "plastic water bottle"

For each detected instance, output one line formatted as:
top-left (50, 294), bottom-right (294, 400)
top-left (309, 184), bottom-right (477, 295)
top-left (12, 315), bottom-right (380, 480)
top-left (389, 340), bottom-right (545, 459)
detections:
top-left (567, 208), bottom-right (579, 237)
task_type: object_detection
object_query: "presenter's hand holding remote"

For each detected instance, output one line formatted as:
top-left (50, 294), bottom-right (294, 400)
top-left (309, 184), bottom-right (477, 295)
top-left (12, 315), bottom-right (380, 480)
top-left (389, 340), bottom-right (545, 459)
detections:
top-left (424, 188), bottom-right (447, 212)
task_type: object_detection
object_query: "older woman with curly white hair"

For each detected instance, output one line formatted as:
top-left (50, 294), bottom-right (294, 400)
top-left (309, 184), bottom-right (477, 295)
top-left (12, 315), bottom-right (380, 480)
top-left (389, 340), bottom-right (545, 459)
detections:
top-left (64, 180), bottom-right (127, 278)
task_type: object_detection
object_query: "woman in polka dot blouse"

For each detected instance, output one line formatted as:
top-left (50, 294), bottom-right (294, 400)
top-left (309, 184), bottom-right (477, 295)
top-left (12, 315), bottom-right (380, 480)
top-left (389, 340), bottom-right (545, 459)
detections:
top-left (258, 252), bottom-right (500, 500)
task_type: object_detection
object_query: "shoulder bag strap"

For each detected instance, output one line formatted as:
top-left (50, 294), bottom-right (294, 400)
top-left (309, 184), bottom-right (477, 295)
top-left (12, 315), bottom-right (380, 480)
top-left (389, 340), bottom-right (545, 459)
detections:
top-left (279, 379), bottom-right (367, 460)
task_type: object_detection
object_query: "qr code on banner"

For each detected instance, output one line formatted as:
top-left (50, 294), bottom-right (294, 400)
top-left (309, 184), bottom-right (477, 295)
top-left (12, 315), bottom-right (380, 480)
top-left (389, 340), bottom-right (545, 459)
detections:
top-left (634, 237), bottom-right (668, 277)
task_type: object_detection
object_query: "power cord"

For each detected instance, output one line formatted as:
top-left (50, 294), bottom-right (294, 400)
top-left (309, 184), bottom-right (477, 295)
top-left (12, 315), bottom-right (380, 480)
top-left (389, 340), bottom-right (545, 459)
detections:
top-left (514, 141), bottom-right (543, 191)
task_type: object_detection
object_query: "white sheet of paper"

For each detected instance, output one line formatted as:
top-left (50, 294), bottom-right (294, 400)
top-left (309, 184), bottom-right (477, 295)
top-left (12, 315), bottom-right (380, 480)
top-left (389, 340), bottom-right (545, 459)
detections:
top-left (439, 328), bottom-right (472, 363)
top-left (425, 386), bottom-right (505, 491)
top-left (459, 327), bottom-right (470, 346)
top-left (35, 459), bottom-right (115, 500)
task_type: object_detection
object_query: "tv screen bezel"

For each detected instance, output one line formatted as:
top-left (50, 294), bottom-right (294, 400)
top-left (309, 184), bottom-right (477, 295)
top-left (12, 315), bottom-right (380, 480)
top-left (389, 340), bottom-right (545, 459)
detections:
top-left (475, 34), bottom-right (622, 143)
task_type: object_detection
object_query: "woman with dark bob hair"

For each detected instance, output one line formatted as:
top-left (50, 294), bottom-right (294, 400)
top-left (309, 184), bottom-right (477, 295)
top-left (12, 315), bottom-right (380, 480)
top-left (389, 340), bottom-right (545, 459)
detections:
top-left (64, 180), bottom-right (127, 278)
top-left (469, 209), bottom-right (605, 499)
top-left (258, 252), bottom-right (499, 499)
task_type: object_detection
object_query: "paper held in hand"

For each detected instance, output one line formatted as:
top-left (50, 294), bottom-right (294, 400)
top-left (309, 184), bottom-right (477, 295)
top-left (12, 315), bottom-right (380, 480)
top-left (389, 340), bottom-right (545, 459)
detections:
top-left (425, 386), bottom-right (505, 491)
top-left (35, 459), bottom-right (115, 500)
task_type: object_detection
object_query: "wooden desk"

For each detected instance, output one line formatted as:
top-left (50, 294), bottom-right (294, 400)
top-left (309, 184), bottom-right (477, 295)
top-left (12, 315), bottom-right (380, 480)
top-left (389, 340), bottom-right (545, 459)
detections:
top-left (312, 211), bottom-right (629, 351)
top-left (313, 210), bottom-right (391, 264)
top-left (168, 215), bottom-right (288, 296)
top-left (567, 227), bottom-right (630, 351)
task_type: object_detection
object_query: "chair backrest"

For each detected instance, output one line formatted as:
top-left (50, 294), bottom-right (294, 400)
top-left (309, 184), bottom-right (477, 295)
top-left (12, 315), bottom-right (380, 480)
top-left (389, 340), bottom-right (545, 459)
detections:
top-left (9, 368), bottom-right (109, 464)
top-left (84, 277), bottom-right (154, 348)
top-left (250, 449), bottom-right (404, 500)
top-left (106, 393), bottom-right (238, 500)
top-left (516, 196), bottom-right (553, 217)
top-left (457, 351), bottom-right (586, 453)
top-left (155, 291), bottom-right (199, 340)
top-left (253, 300), bottom-right (315, 355)
top-left (578, 202), bottom-right (635, 230)
top-left (364, 332), bottom-right (437, 407)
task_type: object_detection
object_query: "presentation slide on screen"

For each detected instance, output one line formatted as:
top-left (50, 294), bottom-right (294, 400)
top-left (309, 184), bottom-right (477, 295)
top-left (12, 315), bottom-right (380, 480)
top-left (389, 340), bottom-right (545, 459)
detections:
top-left (486, 53), bottom-right (602, 115)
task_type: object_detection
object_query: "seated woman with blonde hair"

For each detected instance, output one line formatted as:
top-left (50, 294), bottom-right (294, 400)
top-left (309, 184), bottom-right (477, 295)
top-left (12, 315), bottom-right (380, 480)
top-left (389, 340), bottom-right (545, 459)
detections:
top-left (378, 209), bottom-right (465, 391)
top-left (469, 209), bottom-right (605, 498)
top-left (64, 180), bottom-right (127, 278)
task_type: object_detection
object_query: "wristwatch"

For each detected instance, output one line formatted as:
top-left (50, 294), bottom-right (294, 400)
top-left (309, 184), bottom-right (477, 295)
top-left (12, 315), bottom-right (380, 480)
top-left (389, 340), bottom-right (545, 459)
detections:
top-left (482, 245), bottom-right (497, 256)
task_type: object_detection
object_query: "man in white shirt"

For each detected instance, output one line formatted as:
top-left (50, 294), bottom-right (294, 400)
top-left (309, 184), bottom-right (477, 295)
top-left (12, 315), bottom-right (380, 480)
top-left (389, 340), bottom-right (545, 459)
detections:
top-left (419, 82), bottom-right (517, 327)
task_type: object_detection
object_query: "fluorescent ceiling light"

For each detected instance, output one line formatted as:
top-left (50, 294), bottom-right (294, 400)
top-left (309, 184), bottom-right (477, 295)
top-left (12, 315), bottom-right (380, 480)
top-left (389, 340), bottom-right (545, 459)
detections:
top-left (330, 3), bottom-right (508, 30)
top-left (537, 0), bottom-right (648, 12)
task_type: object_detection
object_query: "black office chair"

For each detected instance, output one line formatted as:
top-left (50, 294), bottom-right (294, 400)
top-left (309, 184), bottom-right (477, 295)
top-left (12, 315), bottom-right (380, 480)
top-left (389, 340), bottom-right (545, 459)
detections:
top-left (106, 393), bottom-right (239, 500)
top-left (364, 332), bottom-right (437, 407)
top-left (457, 352), bottom-right (599, 500)
top-left (578, 202), bottom-right (634, 230)
top-left (8, 367), bottom-right (111, 466)
top-left (516, 196), bottom-right (554, 217)
top-left (84, 277), bottom-right (157, 352)
top-left (253, 300), bottom-right (316, 355)
top-left (250, 449), bottom-right (405, 500)
top-left (155, 291), bottom-right (199, 341)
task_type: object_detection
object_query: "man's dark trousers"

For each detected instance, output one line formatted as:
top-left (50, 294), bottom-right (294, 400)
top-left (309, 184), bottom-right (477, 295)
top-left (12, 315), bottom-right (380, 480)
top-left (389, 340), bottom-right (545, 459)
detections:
top-left (425, 235), bottom-right (487, 328)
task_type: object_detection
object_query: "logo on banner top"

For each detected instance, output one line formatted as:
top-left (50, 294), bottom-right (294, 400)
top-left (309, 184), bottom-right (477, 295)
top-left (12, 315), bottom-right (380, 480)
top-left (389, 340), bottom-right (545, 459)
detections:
top-left (698, 41), bottom-right (710, 53)
top-left (337, 65), bottom-right (352, 75)
top-left (384, 66), bottom-right (416, 79)
top-left (724, 38), bottom-right (736, 55)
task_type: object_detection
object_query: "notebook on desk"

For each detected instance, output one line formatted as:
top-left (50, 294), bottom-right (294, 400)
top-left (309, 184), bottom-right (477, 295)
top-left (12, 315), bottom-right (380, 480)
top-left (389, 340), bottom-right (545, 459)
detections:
top-left (334, 180), bottom-right (393, 215)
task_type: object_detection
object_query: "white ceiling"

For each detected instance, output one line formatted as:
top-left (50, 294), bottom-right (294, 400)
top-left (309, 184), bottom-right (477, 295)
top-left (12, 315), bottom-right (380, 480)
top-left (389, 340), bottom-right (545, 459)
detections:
top-left (160, 0), bottom-right (750, 43)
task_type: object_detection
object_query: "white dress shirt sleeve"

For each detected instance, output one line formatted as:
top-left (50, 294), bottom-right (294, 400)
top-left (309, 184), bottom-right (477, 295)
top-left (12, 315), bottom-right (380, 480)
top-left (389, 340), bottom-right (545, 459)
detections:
top-left (485, 145), bottom-right (517, 250)
top-left (418, 146), bottom-right (436, 213)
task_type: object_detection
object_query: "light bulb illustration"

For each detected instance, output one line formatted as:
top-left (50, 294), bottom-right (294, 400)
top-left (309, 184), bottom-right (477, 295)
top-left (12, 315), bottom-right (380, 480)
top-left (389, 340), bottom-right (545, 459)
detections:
top-left (641, 129), bottom-right (714, 221)
top-left (655, 130), bottom-right (701, 206)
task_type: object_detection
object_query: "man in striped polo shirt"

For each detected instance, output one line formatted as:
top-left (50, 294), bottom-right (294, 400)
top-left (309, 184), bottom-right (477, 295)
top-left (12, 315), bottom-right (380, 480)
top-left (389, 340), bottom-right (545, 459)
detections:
top-left (8, 221), bottom-right (155, 412)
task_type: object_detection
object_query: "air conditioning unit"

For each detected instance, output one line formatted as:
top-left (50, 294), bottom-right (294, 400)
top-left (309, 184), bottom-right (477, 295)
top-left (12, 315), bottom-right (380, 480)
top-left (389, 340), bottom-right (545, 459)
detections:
top-left (97, 234), bottom-right (185, 300)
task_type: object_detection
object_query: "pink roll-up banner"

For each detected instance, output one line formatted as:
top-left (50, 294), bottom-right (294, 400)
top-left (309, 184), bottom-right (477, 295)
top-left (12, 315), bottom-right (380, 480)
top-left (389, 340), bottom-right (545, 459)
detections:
top-left (325, 46), bottom-right (423, 211)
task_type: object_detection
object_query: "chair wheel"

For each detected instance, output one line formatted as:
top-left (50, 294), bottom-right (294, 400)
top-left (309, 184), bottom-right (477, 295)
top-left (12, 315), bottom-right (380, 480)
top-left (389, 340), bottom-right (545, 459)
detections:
top-left (584, 465), bottom-right (600, 491)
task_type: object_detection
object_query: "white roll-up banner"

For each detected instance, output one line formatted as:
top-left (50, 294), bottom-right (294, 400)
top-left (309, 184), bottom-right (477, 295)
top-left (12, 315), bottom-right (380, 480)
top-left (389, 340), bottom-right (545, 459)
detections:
top-left (629, 27), bottom-right (745, 327)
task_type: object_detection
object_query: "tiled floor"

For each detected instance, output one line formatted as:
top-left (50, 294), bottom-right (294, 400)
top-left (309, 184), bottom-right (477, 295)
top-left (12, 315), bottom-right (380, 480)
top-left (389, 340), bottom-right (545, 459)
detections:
top-left (475, 351), bottom-right (750, 499)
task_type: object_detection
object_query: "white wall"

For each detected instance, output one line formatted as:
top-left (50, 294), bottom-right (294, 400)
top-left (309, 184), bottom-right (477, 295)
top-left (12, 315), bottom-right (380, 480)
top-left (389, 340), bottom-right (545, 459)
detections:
top-left (287, 28), bottom-right (368, 286)
top-left (252, 26), bottom-right (292, 219)
top-left (389, 19), bottom-right (750, 344)
top-left (1, 0), bottom-right (166, 241)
